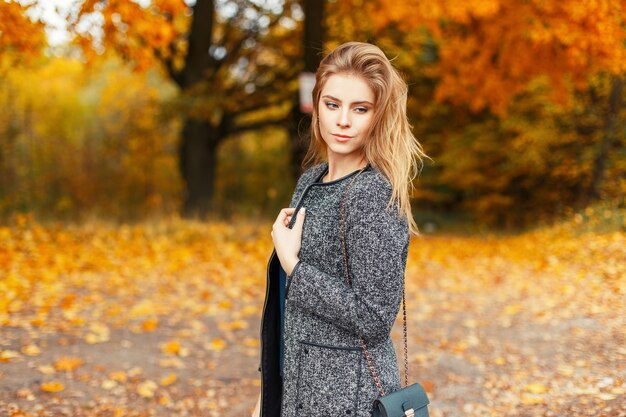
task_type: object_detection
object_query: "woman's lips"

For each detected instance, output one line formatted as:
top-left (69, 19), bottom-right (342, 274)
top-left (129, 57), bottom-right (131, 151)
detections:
top-left (332, 134), bottom-right (352, 142)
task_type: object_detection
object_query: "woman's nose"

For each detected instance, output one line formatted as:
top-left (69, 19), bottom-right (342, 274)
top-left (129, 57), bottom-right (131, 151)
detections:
top-left (337, 109), bottom-right (351, 128)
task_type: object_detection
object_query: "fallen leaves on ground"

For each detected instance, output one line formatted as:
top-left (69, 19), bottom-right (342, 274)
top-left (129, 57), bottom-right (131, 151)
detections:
top-left (0, 213), bottom-right (624, 416)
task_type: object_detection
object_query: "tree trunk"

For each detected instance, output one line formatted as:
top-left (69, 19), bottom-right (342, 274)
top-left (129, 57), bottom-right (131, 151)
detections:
top-left (177, 0), bottom-right (216, 219)
top-left (179, 118), bottom-right (219, 219)
top-left (587, 75), bottom-right (623, 204)
top-left (287, 0), bottom-right (325, 179)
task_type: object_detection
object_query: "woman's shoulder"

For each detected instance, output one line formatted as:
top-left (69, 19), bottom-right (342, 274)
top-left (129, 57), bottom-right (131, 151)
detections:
top-left (351, 166), bottom-right (393, 202)
top-left (288, 162), bottom-right (327, 207)
top-left (347, 167), bottom-right (408, 232)
top-left (299, 162), bottom-right (327, 185)
top-left (345, 166), bottom-right (403, 219)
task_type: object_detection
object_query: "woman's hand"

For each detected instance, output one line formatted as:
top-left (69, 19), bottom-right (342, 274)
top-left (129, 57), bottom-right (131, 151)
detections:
top-left (271, 207), bottom-right (305, 275)
top-left (251, 391), bottom-right (261, 417)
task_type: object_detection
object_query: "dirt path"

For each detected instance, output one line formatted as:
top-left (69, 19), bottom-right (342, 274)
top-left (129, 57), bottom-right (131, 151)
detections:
top-left (1, 226), bottom-right (624, 416)
top-left (2, 277), bottom-right (624, 417)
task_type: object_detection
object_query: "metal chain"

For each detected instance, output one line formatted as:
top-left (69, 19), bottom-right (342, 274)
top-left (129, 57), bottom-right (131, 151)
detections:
top-left (340, 167), bottom-right (409, 398)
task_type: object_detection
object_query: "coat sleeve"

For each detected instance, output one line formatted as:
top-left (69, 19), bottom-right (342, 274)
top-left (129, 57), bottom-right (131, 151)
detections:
top-left (285, 178), bottom-right (410, 346)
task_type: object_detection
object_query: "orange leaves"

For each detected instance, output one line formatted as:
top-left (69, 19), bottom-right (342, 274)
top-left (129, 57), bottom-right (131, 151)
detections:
top-left (54, 357), bottom-right (84, 372)
top-left (371, 0), bottom-right (626, 115)
top-left (74, 0), bottom-right (189, 72)
top-left (0, 215), bottom-right (624, 416)
top-left (161, 340), bottom-right (189, 357)
top-left (40, 381), bottom-right (65, 393)
top-left (109, 370), bottom-right (128, 383)
top-left (0, 1), bottom-right (46, 66)
top-left (159, 373), bottom-right (177, 386)
top-left (207, 338), bottom-right (227, 352)
top-left (141, 317), bottom-right (159, 332)
top-left (219, 319), bottom-right (249, 331)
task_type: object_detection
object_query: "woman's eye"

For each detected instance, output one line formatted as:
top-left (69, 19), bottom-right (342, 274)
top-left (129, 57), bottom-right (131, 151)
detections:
top-left (354, 107), bottom-right (368, 114)
top-left (325, 101), bottom-right (339, 109)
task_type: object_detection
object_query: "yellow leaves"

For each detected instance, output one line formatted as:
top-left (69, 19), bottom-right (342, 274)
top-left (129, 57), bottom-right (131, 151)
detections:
top-left (158, 357), bottom-right (185, 369)
top-left (161, 340), bottom-right (181, 355)
top-left (134, 374), bottom-right (177, 399)
top-left (40, 381), bottom-right (65, 393)
top-left (160, 373), bottom-right (177, 386)
top-left (520, 383), bottom-right (549, 404)
top-left (161, 340), bottom-right (189, 357)
top-left (101, 379), bottom-right (118, 390)
top-left (242, 305), bottom-right (260, 316)
top-left (109, 371), bottom-right (128, 383)
top-left (0, 350), bottom-right (20, 362)
top-left (85, 322), bottom-right (110, 344)
top-left (524, 383), bottom-right (549, 394)
top-left (130, 300), bottom-right (159, 318)
top-left (207, 338), bottom-right (227, 352)
top-left (502, 304), bottom-right (523, 315)
top-left (37, 365), bottom-right (56, 375)
top-left (21, 344), bottom-right (41, 356)
top-left (520, 394), bottom-right (545, 405)
top-left (0, 216), bottom-right (622, 417)
top-left (493, 357), bottom-right (507, 365)
top-left (219, 319), bottom-right (249, 331)
top-left (137, 380), bottom-right (158, 398)
top-left (243, 338), bottom-right (260, 348)
top-left (16, 387), bottom-right (35, 401)
top-left (128, 366), bottom-right (143, 378)
top-left (54, 357), bottom-right (84, 372)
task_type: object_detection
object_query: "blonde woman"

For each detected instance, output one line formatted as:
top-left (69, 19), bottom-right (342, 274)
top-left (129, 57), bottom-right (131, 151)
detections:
top-left (254, 41), bottom-right (429, 417)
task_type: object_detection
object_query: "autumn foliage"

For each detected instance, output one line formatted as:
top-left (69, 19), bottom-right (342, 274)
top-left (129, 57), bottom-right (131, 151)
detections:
top-left (1, 0), bottom-right (625, 227)
top-left (1, 1), bottom-right (625, 415)
top-left (0, 1), bottom-right (46, 66)
top-left (368, 0), bottom-right (626, 115)
top-left (74, 0), bottom-right (190, 72)
top-left (1, 213), bottom-right (625, 415)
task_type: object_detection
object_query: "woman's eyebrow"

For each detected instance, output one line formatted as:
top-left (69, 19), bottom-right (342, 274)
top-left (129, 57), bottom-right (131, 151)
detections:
top-left (322, 95), bottom-right (373, 105)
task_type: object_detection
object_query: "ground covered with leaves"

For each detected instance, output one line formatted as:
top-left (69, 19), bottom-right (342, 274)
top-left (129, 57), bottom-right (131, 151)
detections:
top-left (1, 213), bottom-right (624, 416)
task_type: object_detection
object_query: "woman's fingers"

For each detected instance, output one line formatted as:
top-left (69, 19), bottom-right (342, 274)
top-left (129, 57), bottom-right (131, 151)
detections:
top-left (274, 208), bottom-right (295, 227)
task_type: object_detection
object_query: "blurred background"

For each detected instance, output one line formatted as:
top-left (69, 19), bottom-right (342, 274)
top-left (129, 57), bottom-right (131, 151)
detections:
top-left (1, 0), bottom-right (623, 230)
top-left (0, 1), bottom-right (625, 417)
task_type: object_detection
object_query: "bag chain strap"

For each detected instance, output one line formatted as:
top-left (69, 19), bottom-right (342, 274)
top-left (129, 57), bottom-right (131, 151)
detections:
top-left (340, 167), bottom-right (409, 398)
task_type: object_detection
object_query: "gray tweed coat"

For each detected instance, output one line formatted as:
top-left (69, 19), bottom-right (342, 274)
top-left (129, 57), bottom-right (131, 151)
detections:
top-left (259, 161), bottom-right (410, 417)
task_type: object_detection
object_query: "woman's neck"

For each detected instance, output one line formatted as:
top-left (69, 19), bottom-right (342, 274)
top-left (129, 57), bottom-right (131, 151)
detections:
top-left (323, 156), bottom-right (368, 182)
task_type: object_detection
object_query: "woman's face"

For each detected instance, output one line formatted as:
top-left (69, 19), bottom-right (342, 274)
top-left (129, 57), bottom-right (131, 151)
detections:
top-left (317, 73), bottom-right (375, 162)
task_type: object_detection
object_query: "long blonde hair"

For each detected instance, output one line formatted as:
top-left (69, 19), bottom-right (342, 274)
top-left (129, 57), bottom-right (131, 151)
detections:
top-left (301, 41), bottom-right (430, 236)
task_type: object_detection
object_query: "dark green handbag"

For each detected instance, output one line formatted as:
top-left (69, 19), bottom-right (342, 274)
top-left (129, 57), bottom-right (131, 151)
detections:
top-left (341, 170), bottom-right (431, 417)
top-left (372, 382), bottom-right (430, 417)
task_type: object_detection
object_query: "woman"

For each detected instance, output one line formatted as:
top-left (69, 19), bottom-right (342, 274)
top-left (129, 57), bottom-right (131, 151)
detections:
top-left (253, 41), bottom-right (429, 417)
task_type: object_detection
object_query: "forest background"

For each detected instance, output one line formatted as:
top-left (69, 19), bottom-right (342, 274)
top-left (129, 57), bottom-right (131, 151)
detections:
top-left (1, 1), bottom-right (625, 416)
top-left (2, 0), bottom-right (624, 229)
